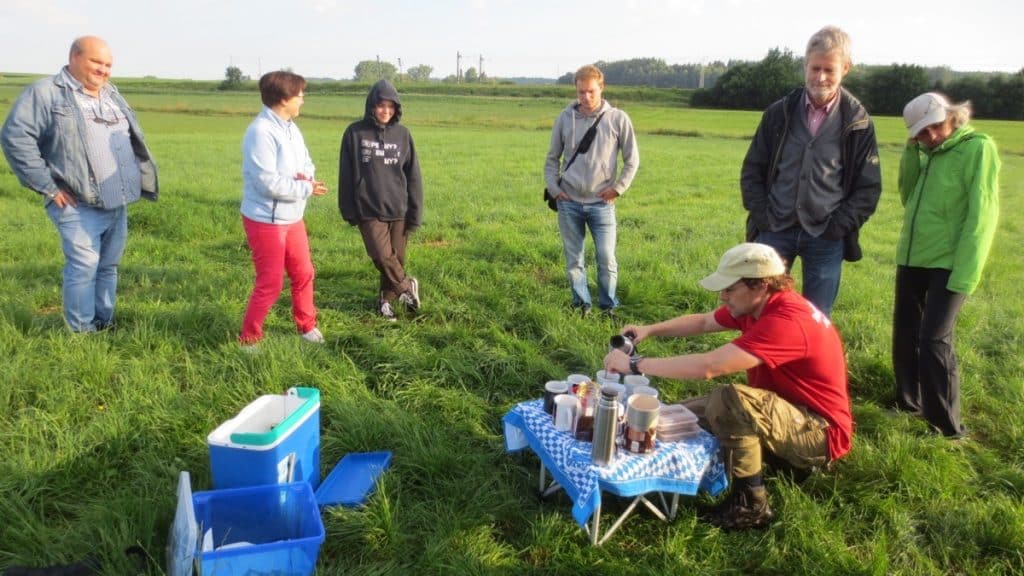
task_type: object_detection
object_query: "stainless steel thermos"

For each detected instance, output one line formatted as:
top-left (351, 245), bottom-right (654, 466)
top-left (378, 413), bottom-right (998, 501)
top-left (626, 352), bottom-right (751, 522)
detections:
top-left (591, 385), bottom-right (621, 466)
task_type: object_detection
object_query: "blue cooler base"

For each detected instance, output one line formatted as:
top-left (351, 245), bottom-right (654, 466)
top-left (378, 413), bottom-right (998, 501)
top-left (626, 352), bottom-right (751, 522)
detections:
top-left (193, 481), bottom-right (324, 576)
top-left (209, 410), bottom-right (321, 490)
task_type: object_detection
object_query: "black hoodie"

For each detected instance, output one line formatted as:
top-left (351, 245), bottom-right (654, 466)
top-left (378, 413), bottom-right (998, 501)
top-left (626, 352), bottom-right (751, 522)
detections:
top-left (339, 79), bottom-right (423, 228)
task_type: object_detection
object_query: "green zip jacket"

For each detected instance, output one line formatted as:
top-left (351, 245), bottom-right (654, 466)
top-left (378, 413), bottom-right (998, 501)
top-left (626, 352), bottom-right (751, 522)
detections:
top-left (896, 125), bottom-right (1000, 294)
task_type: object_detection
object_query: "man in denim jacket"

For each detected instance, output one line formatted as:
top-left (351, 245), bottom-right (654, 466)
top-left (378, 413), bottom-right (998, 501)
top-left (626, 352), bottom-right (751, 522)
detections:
top-left (2, 36), bottom-right (159, 332)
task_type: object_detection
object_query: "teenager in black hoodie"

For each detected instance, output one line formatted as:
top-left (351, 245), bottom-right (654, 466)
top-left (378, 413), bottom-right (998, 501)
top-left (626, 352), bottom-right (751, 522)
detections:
top-left (339, 79), bottom-right (424, 321)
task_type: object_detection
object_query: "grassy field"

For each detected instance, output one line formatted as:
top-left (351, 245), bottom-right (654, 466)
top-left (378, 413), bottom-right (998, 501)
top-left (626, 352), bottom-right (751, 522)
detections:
top-left (0, 78), bottom-right (1022, 575)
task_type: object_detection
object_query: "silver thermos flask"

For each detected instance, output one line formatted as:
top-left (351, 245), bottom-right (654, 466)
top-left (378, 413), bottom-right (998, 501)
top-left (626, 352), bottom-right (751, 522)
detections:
top-left (591, 385), bottom-right (621, 466)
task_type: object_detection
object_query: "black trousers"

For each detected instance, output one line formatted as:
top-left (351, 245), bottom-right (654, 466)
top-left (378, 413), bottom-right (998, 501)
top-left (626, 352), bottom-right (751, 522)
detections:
top-left (892, 266), bottom-right (967, 436)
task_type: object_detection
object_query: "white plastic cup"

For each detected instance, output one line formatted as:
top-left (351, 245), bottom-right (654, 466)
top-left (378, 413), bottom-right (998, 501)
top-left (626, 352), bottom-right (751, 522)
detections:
top-left (623, 374), bottom-right (650, 398)
top-left (566, 373), bottom-right (590, 387)
top-left (554, 394), bottom-right (579, 432)
top-left (596, 369), bottom-right (621, 385)
top-left (543, 380), bottom-right (569, 414)
top-left (632, 385), bottom-right (658, 401)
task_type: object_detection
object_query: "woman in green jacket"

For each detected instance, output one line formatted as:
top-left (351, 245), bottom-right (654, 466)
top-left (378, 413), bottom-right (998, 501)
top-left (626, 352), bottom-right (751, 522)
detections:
top-left (893, 92), bottom-right (1000, 438)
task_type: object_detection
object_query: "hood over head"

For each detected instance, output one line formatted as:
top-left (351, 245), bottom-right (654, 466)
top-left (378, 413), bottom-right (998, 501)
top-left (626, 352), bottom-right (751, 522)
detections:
top-left (364, 79), bottom-right (402, 125)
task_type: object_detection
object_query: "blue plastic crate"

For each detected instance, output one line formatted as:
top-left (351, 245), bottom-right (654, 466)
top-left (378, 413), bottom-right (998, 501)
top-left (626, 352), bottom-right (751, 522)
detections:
top-left (192, 481), bottom-right (324, 576)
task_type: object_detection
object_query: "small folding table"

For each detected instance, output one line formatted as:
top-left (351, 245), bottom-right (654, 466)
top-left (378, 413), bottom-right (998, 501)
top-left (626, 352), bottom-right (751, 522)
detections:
top-left (503, 399), bottom-right (728, 545)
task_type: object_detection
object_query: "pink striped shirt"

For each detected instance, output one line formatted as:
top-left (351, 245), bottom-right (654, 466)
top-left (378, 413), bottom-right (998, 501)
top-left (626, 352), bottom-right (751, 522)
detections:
top-left (805, 92), bottom-right (838, 137)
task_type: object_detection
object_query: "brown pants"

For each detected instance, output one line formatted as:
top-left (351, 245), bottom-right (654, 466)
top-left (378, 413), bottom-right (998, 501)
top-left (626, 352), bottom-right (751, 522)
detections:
top-left (683, 384), bottom-right (829, 479)
top-left (358, 219), bottom-right (411, 302)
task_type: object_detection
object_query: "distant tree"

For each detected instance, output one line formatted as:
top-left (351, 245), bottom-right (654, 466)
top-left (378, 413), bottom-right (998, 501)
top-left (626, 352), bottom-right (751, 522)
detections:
top-left (938, 72), bottom-right (1024, 120)
top-left (556, 58), bottom-right (728, 89)
top-left (464, 67), bottom-right (479, 83)
top-left (691, 49), bottom-right (801, 110)
top-left (981, 75), bottom-right (1022, 119)
top-left (940, 74), bottom-right (988, 112)
top-left (219, 65), bottom-right (244, 90)
top-left (407, 64), bottom-right (433, 82)
top-left (861, 64), bottom-right (930, 115)
top-left (354, 60), bottom-right (398, 82)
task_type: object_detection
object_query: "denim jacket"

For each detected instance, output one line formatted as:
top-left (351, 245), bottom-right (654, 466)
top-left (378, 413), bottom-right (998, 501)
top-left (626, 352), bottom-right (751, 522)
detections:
top-left (0, 69), bottom-right (159, 207)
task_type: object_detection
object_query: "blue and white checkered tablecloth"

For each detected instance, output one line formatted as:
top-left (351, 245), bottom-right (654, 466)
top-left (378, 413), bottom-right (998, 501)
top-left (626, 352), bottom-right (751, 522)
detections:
top-left (504, 399), bottom-right (728, 528)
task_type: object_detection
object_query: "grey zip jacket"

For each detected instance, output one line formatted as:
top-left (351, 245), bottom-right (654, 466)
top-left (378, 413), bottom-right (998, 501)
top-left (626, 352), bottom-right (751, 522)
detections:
top-left (544, 100), bottom-right (639, 202)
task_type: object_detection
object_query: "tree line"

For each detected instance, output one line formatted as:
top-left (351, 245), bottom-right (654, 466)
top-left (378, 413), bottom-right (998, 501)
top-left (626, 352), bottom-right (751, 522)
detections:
top-left (555, 58), bottom-right (728, 90)
top-left (690, 49), bottom-right (1024, 120)
top-left (217, 54), bottom-right (1023, 120)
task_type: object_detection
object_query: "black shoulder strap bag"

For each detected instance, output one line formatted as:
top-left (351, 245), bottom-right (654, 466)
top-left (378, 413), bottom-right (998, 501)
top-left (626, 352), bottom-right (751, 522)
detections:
top-left (544, 111), bottom-right (607, 211)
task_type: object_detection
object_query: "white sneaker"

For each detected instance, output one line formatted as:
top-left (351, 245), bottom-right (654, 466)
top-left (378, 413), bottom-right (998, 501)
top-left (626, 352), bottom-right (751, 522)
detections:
top-left (379, 301), bottom-right (397, 322)
top-left (398, 277), bottom-right (421, 312)
top-left (301, 327), bottom-right (325, 344)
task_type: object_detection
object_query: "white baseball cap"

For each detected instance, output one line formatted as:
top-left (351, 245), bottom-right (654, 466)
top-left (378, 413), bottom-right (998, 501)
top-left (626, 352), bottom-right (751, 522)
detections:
top-left (699, 243), bottom-right (786, 291)
top-left (904, 92), bottom-right (950, 138)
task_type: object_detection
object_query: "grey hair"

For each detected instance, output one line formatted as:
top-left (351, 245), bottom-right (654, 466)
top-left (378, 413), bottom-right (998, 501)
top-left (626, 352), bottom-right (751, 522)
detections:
top-left (69, 37), bottom-right (85, 58)
top-left (947, 100), bottom-right (972, 128)
top-left (806, 26), bottom-right (852, 67)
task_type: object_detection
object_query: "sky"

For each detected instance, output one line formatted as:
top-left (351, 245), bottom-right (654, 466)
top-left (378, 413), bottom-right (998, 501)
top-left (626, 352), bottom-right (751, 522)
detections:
top-left (1, 0), bottom-right (1020, 81)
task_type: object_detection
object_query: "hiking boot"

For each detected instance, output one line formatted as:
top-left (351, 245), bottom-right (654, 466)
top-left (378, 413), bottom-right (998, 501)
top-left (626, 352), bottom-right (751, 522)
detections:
top-left (398, 277), bottom-right (421, 312)
top-left (300, 327), bottom-right (324, 344)
top-left (703, 486), bottom-right (774, 530)
top-left (379, 301), bottom-right (397, 322)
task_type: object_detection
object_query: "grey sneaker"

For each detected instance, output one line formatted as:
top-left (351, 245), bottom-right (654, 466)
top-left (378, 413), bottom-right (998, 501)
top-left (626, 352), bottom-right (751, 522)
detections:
top-left (300, 327), bottom-right (324, 344)
top-left (703, 486), bottom-right (774, 530)
top-left (379, 301), bottom-right (397, 322)
top-left (398, 277), bottom-right (421, 312)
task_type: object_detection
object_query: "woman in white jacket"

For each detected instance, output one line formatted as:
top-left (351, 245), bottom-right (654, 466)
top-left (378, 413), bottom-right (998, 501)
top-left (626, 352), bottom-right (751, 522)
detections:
top-left (239, 71), bottom-right (327, 347)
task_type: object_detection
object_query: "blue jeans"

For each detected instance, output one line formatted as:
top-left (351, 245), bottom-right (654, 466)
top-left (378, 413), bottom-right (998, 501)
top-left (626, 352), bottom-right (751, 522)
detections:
top-left (756, 227), bottom-right (843, 317)
top-left (557, 200), bottom-right (618, 310)
top-left (46, 202), bottom-right (127, 332)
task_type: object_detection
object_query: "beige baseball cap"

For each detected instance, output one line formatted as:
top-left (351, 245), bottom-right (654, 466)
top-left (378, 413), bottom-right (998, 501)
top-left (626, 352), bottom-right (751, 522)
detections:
top-left (699, 243), bottom-right (786, 291)
top-left (904, 92), bottom-right (950, 138)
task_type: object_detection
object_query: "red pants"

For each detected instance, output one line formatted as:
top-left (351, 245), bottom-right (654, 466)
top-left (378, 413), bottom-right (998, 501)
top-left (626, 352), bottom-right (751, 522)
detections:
top-left (240, 216), bottom-right (317, 343)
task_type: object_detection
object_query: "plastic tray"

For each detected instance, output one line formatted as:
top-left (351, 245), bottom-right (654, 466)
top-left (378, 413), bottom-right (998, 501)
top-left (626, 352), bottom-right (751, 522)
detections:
top-left (315, 451), bottom-right (392, 507)
top-left (659, 404), bottom-right (698, 425)
top-left (659, 429), bottom-right (701, 442)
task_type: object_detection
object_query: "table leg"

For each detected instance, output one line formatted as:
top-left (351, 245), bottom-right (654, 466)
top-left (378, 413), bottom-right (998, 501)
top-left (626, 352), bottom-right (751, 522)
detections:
top-left (596, 495), bottom-right (645, 546)
top-left (538, 460), bottom-right (563, 498)
top-left (590, 499), bottom-right (601, 545)
top-left (539, 461), bottom-right (546, 494)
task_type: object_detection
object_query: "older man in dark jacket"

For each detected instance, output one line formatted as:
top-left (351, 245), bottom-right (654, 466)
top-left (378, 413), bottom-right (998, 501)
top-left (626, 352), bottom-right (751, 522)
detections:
top-left (741, 26), bottom-right (881, 318)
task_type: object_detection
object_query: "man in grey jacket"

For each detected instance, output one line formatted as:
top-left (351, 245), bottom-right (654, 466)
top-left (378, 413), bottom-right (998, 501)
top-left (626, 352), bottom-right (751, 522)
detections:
top-left (740, 26), bottom-right (881, 318)
top-left (545, 64), bottom-right (639, 317)
top-left (2, 35), bottom-right (159, 332)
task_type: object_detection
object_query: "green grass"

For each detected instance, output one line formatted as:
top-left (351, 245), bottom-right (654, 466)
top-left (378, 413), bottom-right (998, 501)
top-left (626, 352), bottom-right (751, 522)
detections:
top-left (0, 80), bottom-right (1022, 575)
